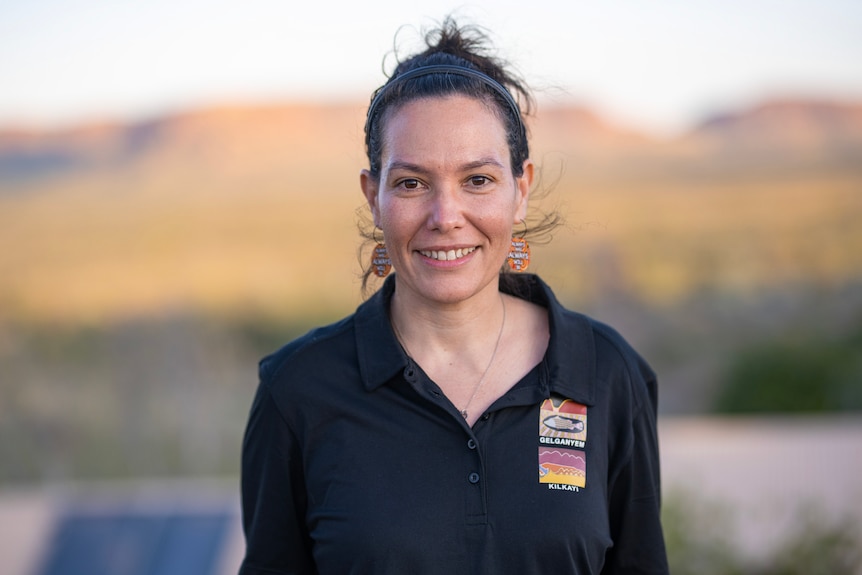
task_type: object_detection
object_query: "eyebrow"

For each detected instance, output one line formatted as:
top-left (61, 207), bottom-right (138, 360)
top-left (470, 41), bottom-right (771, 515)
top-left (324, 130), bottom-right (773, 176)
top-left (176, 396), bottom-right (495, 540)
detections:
top-left (385, 157), bottom-right (506, 175)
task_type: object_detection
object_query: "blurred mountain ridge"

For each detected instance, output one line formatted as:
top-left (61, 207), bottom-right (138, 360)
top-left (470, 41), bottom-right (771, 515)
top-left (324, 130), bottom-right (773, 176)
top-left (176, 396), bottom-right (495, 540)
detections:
top-left (2, 97), bottom-right (861, 184)
top-left (0, 103), bottom-right (367, 183)
top-left (685, 99), bottom-right (862, 166)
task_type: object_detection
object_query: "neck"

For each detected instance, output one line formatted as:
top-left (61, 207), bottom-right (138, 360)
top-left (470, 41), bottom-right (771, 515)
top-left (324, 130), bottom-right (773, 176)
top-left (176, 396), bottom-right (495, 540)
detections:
top-left (390, 283), bottom-right (505, 352)
top-left (390, 284), bottom-right (508, 421)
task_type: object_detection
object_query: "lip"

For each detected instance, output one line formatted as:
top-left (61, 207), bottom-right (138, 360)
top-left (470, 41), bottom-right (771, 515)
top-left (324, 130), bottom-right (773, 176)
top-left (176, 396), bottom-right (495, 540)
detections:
top-left (416, 246), bottom-right (478, 264)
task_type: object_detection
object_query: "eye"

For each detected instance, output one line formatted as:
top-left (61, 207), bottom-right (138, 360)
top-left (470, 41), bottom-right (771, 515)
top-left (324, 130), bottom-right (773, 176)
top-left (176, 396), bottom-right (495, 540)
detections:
top-left (468, 175), bottom-right (490, 187)
top-left (399, 178), bottom-right (420, 190)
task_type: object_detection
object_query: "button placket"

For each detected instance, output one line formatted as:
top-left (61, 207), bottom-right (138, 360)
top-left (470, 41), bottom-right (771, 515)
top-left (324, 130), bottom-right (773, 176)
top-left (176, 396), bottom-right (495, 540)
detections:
top-left (464, 449), bottom-right (486, 523)
top-left (463, 424), bottom-right (487, 523)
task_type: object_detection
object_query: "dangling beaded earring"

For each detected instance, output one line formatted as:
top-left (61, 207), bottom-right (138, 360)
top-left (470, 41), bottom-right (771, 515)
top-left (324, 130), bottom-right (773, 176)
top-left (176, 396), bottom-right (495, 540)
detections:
top-left (371, 227), bottom-right (392, 278)
top-left (507, 221), bottom-right (530, 272)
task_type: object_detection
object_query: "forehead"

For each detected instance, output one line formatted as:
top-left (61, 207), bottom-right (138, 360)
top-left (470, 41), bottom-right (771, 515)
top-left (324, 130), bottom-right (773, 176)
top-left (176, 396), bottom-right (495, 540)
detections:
top-left (380, 95), bottom-right (510, 167)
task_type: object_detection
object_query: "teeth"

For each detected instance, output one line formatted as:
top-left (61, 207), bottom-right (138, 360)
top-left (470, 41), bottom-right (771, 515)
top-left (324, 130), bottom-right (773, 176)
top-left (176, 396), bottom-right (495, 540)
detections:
top-left (420, 247), bottom-right (476, 261)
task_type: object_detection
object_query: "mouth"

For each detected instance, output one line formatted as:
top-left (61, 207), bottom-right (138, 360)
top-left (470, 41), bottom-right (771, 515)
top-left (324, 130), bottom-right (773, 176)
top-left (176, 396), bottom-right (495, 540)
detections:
top-left (418, 247), bottom-right (477, 262)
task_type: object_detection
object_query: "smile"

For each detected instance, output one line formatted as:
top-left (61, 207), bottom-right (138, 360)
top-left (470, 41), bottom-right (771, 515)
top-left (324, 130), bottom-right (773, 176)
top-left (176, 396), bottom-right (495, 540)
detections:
top-left (419, 247), bottom-right (476, 261)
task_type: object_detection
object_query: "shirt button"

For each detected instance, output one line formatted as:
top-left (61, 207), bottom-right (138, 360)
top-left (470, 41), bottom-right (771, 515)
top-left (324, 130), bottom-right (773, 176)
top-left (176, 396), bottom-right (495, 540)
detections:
top-left (468, 472), bottom-right (480, 484)
top-left (481, 413), bottom-right (490, 421)
top-left (467, 439), bottom-right (477, 450)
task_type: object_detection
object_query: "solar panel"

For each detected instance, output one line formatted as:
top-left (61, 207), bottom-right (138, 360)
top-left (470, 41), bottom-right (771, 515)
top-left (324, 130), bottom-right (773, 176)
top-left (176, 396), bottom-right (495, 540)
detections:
top-left (36, 508), bottom-right (233, 575)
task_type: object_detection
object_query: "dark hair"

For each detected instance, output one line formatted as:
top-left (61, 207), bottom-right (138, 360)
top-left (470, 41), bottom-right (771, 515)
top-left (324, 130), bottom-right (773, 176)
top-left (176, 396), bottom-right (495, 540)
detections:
top-left (358, 17), bottom-right (563, 294)
top-left (364, 17), bottom-right (533, 178)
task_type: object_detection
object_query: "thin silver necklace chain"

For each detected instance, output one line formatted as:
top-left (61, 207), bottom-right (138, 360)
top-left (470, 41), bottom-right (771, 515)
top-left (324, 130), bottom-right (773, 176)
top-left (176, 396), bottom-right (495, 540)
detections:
top-left (391, 293), bottom-right (507, 420)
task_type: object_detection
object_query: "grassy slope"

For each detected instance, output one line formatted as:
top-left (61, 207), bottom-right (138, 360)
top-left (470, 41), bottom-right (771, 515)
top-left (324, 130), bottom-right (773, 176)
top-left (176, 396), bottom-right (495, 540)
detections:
top-left (1, 160), bottom-right (860, 325)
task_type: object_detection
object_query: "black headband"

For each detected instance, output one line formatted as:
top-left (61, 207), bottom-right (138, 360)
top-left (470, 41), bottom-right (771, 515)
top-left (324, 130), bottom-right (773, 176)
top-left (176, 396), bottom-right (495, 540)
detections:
top-left (364, 64), bottom-right (525, 143)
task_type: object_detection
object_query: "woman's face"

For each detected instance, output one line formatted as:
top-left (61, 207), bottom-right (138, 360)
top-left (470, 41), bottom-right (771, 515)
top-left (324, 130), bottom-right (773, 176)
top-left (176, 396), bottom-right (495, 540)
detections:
top-left (361, 94), bottom-right (533, 307)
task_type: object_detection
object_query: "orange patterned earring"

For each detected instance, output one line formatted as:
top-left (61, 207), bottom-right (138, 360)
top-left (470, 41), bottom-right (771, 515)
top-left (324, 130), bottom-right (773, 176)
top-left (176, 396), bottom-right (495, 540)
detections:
top-left (507, 221), bottom-right (530, 272)
top-left (371, 227), bottom-right (392, 278)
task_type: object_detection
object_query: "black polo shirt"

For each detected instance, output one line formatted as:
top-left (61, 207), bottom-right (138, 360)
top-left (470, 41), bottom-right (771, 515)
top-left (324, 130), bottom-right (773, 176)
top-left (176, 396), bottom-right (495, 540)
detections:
top-left (240, 274), bottom-right (668, 574)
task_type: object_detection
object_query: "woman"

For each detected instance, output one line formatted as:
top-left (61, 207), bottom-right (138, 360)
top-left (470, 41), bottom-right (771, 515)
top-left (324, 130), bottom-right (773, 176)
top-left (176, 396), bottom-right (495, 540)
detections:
top-left (240, 18), bottom-right (668, 575)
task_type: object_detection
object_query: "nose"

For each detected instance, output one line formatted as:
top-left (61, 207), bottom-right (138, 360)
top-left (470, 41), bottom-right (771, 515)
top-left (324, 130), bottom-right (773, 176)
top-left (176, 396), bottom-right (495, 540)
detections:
top-left (427, 183), bottom-right (465, 232)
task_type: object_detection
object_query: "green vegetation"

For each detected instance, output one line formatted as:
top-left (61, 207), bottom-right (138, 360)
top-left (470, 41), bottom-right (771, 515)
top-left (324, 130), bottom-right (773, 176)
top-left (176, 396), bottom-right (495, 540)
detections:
top-left (713, 326), bottom-right (862, 413)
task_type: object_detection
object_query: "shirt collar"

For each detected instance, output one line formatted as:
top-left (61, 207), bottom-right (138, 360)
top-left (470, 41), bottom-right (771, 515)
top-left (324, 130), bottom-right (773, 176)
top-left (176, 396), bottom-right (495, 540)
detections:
top-left (355, 275), bottom-right (408, 392)
top-left (501, 274), bottom-right (597, 405)
top-left (355, 274), bottom-right (596, 405)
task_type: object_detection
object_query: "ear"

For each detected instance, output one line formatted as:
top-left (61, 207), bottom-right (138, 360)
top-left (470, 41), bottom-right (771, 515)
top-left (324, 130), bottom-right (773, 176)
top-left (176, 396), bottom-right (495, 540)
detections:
top-left (360, 169), bottom-right (381, 226)
top-left (513, 159), bottom-right (534, 223)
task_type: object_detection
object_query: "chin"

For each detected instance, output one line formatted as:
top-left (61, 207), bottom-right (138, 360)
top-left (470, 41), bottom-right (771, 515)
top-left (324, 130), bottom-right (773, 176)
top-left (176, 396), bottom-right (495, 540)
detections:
top-left (408, 274), bottom-right (497, 306)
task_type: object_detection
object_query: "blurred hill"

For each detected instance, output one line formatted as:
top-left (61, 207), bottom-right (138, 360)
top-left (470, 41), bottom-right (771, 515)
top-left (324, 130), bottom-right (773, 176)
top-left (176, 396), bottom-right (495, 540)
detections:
top-left (0, 103), bottom-right (367, 182)
top-left (3, 98), bottom-right (861, 183)
top-left (687, 99), bottom-right (862, 165)
top-left (1, 98), bottom-right (861, 484)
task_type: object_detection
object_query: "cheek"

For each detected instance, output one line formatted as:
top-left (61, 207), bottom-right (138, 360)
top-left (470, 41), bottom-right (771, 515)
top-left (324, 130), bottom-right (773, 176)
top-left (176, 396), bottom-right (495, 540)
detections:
top-left (490, 199), bottom-right (521, 235)
top-left (378, 201), bottom-right (415, 241)
top-left (378, 198), bottom-right (397, 226)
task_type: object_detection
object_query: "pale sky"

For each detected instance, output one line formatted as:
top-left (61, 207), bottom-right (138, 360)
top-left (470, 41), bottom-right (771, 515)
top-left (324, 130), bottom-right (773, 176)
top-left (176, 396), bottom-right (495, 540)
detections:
top-left (1, 0), bottom-right (860, 135)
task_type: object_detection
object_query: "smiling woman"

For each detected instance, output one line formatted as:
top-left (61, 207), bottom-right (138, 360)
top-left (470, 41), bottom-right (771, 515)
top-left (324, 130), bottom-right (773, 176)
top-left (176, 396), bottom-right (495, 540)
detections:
top-left (239, 16), bottom-right (669, 575)
top-left (361, 95), bottom-right (531, 308)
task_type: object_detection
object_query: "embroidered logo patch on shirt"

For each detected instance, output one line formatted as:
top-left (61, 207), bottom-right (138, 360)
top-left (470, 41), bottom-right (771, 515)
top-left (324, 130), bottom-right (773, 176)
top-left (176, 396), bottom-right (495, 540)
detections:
top-left (538, 396), bottom-right (587, 489)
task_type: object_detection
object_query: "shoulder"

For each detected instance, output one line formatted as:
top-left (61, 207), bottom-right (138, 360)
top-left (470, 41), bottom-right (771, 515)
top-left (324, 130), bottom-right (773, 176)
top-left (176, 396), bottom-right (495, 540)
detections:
top-left (258, 314), bottom-right (356, 386)
top-left (586, 316), bottom-right (658, 416)
top-left (588, 318), bottom-right (655, 382)
top-left (509, 273), bottom-right (657, 411)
